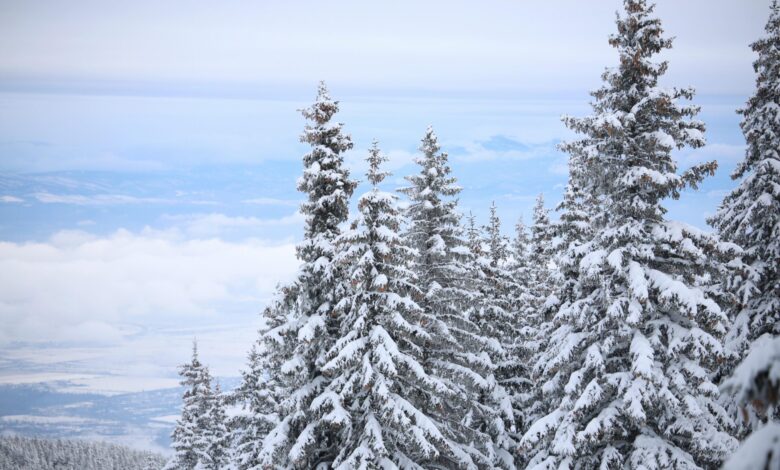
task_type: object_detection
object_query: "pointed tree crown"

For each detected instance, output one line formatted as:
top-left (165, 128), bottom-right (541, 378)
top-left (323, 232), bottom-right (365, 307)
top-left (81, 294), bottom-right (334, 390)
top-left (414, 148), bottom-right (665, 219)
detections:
top-left (297, 81), bottom-right (357, 248)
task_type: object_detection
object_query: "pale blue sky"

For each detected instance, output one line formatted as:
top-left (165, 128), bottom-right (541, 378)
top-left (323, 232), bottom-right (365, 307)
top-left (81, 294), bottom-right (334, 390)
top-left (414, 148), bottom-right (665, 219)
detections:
top-left (0, 0), bottom-right (770, 393)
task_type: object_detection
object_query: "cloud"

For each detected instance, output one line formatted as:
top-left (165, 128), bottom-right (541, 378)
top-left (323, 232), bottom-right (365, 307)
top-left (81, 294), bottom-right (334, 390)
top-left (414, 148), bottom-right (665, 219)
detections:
top-left (0, 228), bottom-right (298, 345)
top-left (0, 0), bottom-right (765, 95)
top-left (161, 212), bottom-right (305, 238)
top-left (0, 195), bottom-right (23, 203)
top-left (241, 197), bottom-right (300, 207)
top-left (448, 135), bottom-right (558, 163)
top-left (32, 192), bottom-right (217, 206)
top-left (33, 192), bottom-right (172, 205)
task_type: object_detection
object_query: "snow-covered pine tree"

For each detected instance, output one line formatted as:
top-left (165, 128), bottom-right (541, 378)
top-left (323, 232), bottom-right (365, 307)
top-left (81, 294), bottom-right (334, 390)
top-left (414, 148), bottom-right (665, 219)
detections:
top-left (720, 333), bottom-right (780, 470)
top-left (236, 288), bottom-right (298, 469)
top-left (467, 206), bottom-right (516, 355)
top-left (399, 127), bottom-right (499, 467)
top-left (528, 194), bottom-right (558, 317)
top-left (709, 0), bottom-right (780, 390)
top-left (480, 203), bottom-right (522, 466)
top-left (257, 81), bottom-right (357, 468)
top-left (202, 382), bottom-right (229, 470)
top-left (529, 194), bottom-right (553, 262)
top-left (143, 454), bottom-right (162, 470)
top-left (482, 203), bottom-right (514, 321)
top-left (520, 193), bottom-right (560, 433)
top-left (229, 344), bottom-right (263, 469)
top-left (503, 217), bottom-right (540, 435)
top-left (507, 218), bottom-right (534, 325)
top-left (316, 141), bottom-right (469, 468)
top-left (231, 337), bottom-right (281, 469)
top-left (462, 208), bottom-right (518, 468)
top-left (524, 157), bottom-right (599, 440)
top-left (166, 342), bottom-right (216, 470)
top-left (520, 1), bottom-right (739, 468)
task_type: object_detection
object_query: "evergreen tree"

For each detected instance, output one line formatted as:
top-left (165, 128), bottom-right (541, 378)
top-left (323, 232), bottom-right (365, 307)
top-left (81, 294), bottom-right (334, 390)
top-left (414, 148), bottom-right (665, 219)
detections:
top-left (258, 81), bottom-right (357, 468)
top-left (480, 203), bottom-right (522, 467)
top-left (521, 193), bottom-right (560, 435)
top-left (479, 204), bottom-right (515, 324)
top-left (463, 207), bottom-right (518, 468)
top-left (167, 342), bottom-right (216, 470)
top-left (317, 141), bottom-right (471, 468)
top-left (202, 382), bottom-right (229, 470)
top-left (240, 288), bottom-right (298, 469)
top-left (504, 217), bottom-right (539, 436)
top-left (399, 127), bottom-right (497, 467)
top-left (520, 1), bottom-right (738, 467)
top-left (143, 455), bottom-right (162, 470)
top-left (720, 334), bottom-right (780, 470)
top-left (507, 217), bottom-right (534, 329)
top-left (528, 193), bottom-right (558, 317)
top-left (709, 1), bottom-right (780, 384)
top-left (232, 340), bottom-right (278, 469)
top-left (525, 158), bottom-right (599, 441)
top-left (553, 157), bottom-right (598, 298)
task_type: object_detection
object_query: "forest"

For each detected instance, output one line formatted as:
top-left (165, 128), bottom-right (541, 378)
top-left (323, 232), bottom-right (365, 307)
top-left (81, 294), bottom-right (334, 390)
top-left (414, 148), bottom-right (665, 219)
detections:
top-left (0, 435), bottom-right (166, 470)
top-left (162, 1), bottom-right (780, 469)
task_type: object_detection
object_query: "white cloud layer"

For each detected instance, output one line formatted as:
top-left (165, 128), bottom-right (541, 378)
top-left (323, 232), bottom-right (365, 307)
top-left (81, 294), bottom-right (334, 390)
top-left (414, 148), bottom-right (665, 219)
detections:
top-left (160, 212), bottom-right (305, 238)
top-left (32, 192), bottom-right (219, 206)
top-left (0, 228), bottom-right (298, 345)
top-left (0, 0), bottom-right (769, 94)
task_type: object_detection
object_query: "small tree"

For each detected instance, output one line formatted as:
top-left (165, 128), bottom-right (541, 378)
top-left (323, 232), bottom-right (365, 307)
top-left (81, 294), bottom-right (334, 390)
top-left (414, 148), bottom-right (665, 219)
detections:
top-left (202, 382), bottom-right (229, 470)
top-left (167, 342), bottom-right (215, 470)
top-left (528, 194), bottom-right (558, 318)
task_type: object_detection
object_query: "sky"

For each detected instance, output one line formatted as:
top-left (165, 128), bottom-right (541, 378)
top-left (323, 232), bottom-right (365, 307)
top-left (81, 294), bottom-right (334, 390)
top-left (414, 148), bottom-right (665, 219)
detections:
top-left (0, 0), bottom-right (772, 394)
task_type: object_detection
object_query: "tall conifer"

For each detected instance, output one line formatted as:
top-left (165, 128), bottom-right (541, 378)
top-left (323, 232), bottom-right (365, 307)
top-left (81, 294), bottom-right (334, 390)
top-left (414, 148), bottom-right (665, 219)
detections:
top-left (521, 1), bottom-right (738, 467)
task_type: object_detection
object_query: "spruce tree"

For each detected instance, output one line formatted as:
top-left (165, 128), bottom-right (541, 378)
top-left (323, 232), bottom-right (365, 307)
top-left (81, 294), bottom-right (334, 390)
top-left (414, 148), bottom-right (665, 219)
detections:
top-left (481, 203), bottom-right (522, 467)
top-left (709, 1), bottom-right (780, 382)
top-left (167, 342), bottom-right (216, 470)
top-left (232, 340), bottom-right (279, 469)
top-left (257, 82), bottom-right (357, 468)
top-left (316, 141), bottom-right (471, 468)
top-left (507, 217), bottom-right (534, 331)
top-left (463, 208), bottom-right (518, 468)
top-left (528, 193), bottom-right (557, 317)
top-left (720, 334), bottom-right (780, 470)
top-left (504, 217), bottom-right (539, 435)
top-left (399, 127), bottom-right (497, 467)
top-left (203, 383), bottom-right (229, 470)
top-left (481, 203), bottom-right (515, 324)
top-left (520, 1), bottom-right (738, 467)
top-left (525, 158), bottom-right (599, 441)
top-left (240, 288), bottom-right (298, 469)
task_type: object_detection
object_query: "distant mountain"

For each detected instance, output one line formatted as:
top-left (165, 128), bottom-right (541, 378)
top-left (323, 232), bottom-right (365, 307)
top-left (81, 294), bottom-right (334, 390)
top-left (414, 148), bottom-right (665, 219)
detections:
top-left (0, 435), bottom-right (166, 469)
